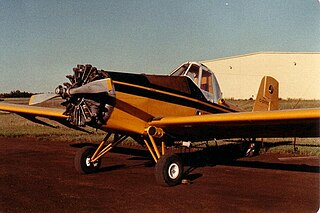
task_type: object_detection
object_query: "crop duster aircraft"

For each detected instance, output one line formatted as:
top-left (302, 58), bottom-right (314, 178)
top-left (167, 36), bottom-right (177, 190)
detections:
top-left (0, 62), bottom-right (319, 186)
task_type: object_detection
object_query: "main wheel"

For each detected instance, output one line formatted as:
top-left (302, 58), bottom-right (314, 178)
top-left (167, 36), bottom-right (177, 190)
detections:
top-left (155, 154), bottom-right (183, 186)
top-left (74, 146), bottom-right (101, 174)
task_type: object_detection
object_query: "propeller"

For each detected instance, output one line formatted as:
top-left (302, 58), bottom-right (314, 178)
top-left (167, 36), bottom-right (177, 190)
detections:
top-left (29, 64), bottom-right (116, 127)
top-left (29, 93), bottom-right (59, 105)
top-left (29, 79), bottom-right (113, 105)
top-left (68, 78), bottom-right (112, 95)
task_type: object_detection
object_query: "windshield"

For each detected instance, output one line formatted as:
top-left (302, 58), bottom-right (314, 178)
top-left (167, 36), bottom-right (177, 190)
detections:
top-left (170, 64), bottom-right (189, 76)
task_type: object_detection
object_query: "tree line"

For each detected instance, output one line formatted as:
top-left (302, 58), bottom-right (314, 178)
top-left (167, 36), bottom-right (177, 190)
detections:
top-left (0, 90), bottom-right (34, 98)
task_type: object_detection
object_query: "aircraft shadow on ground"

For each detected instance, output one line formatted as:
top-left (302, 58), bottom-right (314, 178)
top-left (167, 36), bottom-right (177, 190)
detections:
top-left (70, 142), bottom-right (320, 176)
top-left (180, 143), bottom-right (320, 175)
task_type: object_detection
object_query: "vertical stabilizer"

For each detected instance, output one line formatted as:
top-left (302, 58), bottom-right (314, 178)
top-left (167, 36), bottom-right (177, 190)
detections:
top-left (253, 76), bottom-right (279, 111)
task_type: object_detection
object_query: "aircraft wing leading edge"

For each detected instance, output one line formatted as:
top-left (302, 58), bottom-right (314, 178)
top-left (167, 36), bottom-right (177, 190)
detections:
top-left (0, 102), bottom-right (67, 119)
top-left (149, 108), bottom-right (320, 141)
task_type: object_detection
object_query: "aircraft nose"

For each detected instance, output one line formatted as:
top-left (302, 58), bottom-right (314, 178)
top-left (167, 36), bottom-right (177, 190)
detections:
top-left (60, 64), bottom-right (116, 127)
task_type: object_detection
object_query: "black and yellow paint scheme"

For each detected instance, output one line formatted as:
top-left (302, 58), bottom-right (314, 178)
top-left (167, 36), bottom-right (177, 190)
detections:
top-left (0, 62), bottom-right (319, 186)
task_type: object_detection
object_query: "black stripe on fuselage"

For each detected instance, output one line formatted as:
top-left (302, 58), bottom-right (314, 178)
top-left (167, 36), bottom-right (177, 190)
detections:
top-left (106, 71), bottom-right (235, 114)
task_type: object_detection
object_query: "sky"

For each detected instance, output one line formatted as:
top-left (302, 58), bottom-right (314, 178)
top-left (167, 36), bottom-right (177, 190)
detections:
top-left (0, 0), bottom-right (319, 93)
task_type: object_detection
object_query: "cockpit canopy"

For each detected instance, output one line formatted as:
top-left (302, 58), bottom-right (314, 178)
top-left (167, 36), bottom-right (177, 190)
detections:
top-left (170, 62), bottom-right (222, 103)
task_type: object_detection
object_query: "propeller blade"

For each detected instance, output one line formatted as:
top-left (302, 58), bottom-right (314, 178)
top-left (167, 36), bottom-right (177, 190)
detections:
top-left (69, 79), bottom-right (112, 95)
top-left (29, 93), bottom-right (59, 105)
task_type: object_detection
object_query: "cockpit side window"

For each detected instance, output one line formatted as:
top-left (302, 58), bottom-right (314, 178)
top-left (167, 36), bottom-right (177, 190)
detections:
top-left (199, 65), bottom-right (222, 103)
top-left (200, 70), bottom-right (213, 93)
top-left (185, 64), bottom-right (200, 85)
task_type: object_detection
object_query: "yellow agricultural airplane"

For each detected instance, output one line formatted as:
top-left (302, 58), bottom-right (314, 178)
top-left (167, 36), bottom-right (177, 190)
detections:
top-left (0, 62), bottom-right (319, 186)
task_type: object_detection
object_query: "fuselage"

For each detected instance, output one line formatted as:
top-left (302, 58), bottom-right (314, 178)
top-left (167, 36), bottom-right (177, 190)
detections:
top-left (101, 67), bottom-right (236, 135)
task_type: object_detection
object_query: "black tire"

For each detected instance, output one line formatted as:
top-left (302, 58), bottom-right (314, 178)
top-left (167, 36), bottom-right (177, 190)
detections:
top-left (155, 154), bottom-right (183, 186)
top-left (74, 146), bottom-right (101, 174)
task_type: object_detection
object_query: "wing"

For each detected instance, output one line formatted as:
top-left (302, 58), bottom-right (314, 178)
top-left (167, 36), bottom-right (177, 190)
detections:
top-left (0, 102), bottom-right (67, 119)
top-left (149, 108), bottom-right (320, 141)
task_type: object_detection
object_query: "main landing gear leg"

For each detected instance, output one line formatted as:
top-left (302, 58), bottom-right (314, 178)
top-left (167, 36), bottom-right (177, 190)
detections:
top-left (74, 133), bottom-right (128, 174)
top-left (144, 126), bottom-right (184, 186)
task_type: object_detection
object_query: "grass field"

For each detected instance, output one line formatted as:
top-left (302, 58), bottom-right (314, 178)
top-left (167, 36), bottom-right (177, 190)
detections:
top-left (228, 99), bottom-right (320, 111)
top-left (1, 98), bottom-right (319, 156)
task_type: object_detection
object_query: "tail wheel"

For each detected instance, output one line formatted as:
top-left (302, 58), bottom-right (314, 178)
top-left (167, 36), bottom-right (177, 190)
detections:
top-left (242, 138), bottom-right (261, 157)
top-left (74, 146), bottom-right (101, 174)
top-left (155, 154), bottom-right (183, 186)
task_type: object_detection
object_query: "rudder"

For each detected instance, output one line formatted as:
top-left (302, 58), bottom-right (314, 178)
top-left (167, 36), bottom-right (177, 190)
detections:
top-left (253, 76), bottom-right (279, 111)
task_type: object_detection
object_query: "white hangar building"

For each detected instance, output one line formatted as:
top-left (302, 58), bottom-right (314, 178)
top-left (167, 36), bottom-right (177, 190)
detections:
top-left (201, 52), bottom-right (320, 100)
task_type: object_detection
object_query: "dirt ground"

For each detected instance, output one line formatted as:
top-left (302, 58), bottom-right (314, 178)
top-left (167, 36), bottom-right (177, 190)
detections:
top-left (0, 137), bottom-right (319, 213)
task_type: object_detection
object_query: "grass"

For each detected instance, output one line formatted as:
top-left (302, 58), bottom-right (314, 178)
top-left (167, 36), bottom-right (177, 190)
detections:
top-left (266, 145), bottom-right (320, 156)
top-left (0, 113), bottom-right (106, 142)
top-left (1, 98), bottom-right (320, 156)
top-left (259, 138), bottom-right (320, 156)
top-left (228, 99), bottom-right (320, 111)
